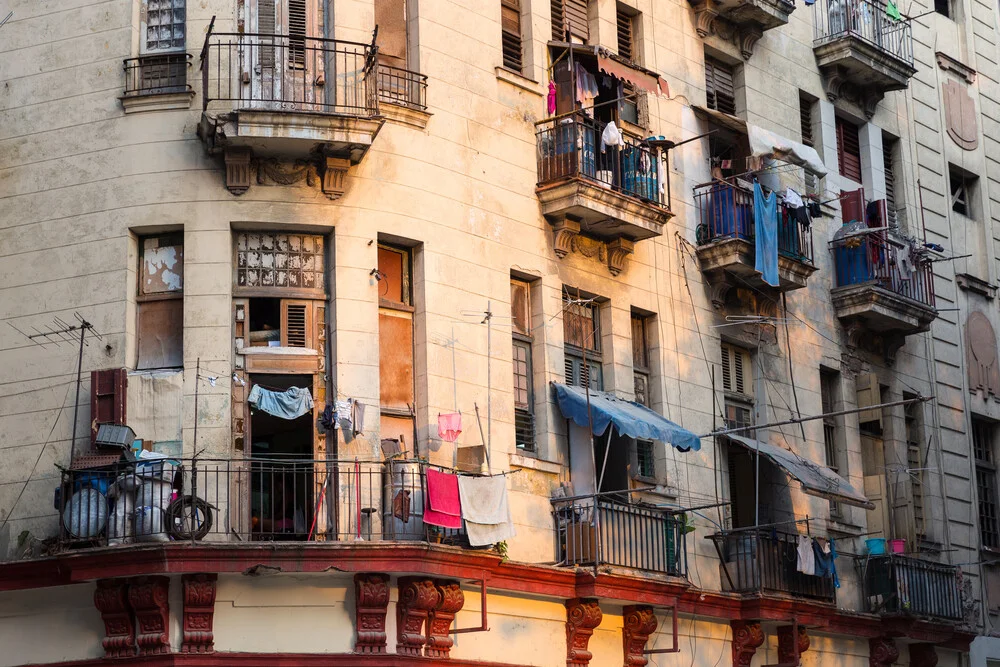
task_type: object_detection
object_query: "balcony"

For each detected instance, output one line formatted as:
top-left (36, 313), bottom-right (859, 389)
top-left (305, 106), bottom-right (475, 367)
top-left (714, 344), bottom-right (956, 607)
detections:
top-left (121, 53), bottom-right (195, 113)
top-left (860, 554), bottom-right (963, 623)
top-left (553, 494), bottom-right (688, 578)
top-left (536, 114), bottom-right (673, 275)
top-left (55, 457), bottom-right (468, 550)
top-left (709, 528), bottom-right (836, 603)
top-left (693, 180), bottom-right (817, 303)
top-left (197, 28), bottom-right (384, 197)
top-left (813, 0), bottom-right (916, 113)
top-left (831, 230), bottom-right (936, 353)
top-left (689, 0), bottom-right (795, 59)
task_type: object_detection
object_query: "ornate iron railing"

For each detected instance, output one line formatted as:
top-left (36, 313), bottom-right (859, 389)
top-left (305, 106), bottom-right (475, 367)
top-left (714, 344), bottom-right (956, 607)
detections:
top-left (123, 53), bottom-right (192, 97)
top-left (813, 0), bottom-right (914, 65)
top-left (377, 63), bottom-right (428, 111)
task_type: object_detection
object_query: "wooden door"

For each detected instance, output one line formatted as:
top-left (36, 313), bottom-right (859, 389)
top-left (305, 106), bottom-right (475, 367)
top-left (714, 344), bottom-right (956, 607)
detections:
top-left (861, 435), bottom-right (890, 537)
top-left (248, 0), bottom-right (322, 109)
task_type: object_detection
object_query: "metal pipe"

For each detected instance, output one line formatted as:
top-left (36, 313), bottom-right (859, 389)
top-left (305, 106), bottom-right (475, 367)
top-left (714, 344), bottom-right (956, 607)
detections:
top-left (68, 322), bottom-right (89, 463)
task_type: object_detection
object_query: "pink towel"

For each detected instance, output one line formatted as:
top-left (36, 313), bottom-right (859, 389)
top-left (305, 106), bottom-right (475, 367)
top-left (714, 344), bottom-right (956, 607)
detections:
top-left (547, 81), bottom-right (557, 115)
top-left (438, 413), bottom-right (462, 442)
top-left (424, 468), bottom-right (462, 529)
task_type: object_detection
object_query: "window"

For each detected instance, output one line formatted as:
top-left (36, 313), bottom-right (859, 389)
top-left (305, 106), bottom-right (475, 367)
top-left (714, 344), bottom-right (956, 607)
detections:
top-left (564, 291), bottom-right (602, 390)
top-left (800, 93), bottom-right (819, 196)
top-left (884, 135), bottom-right (899, 227)
top-left (705, 55), bottom-right (737, 116)
top-left (551, 0), bottom-right (590, 42)
top-left (721, 343), bottom-right (752, 431)
top-left (632, 313), bottom-right (650, 407)
top-left (512, 279), bottom-right (535, 452)
top-left (617, 4), bottom-right (636, 62)
top-left (821, 369), bottom-right (842, 519)
top-left (934, 0), bottom-right (950, 17)
top-left (501, 0), bottom-right (523, 72)
top-left (143, 0), bottom-right (186, 52)
top-left (378, 245), bottom-right (414, 414)
top-left (236, 232), bottom-right (326, 293)
top-left (904, 394), bottom-right (925, 538)
top-left (975, 418), bottom-right (1000, 550)
top-left (950, 164), bottom-right (978, 218)
top-left (836, 117), bottom-right (862, 183)
top-left (635, 440), bottom-right (654, 478)
top-left (137, 233), bottom-right (184, 370)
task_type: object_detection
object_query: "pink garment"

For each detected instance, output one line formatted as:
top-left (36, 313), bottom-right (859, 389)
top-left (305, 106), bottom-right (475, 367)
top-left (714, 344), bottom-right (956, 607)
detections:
top-left (547, 81), bottom-right (557, 115)
top-left (438, 413), bottom-right (462, 442)
top-left (424, 468), bottom-right (463, 529)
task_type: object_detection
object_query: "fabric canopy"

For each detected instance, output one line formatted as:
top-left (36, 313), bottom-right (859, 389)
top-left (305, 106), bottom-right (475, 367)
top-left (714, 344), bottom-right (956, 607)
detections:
top-left (721, 434), bottom-right (873, 509)
top-left (552, 383), bottom-right (701, 452)
top-left (597, 54), bottom-right (670, 97)
top-left (692, 106), bottom-right (828, 177)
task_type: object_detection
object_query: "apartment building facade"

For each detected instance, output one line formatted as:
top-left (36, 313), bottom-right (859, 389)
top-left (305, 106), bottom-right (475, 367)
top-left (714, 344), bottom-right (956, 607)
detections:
top-left (1, 0), bottom-right (999, 664)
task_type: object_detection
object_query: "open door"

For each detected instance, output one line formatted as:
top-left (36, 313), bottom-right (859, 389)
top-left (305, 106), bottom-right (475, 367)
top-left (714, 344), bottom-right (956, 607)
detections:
top-left (861, 435), bottom-right (891, 537)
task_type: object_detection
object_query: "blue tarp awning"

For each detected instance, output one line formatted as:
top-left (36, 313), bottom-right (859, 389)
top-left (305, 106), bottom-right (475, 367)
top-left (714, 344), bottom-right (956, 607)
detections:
top-left (552, 383), bottom-right (701, 452)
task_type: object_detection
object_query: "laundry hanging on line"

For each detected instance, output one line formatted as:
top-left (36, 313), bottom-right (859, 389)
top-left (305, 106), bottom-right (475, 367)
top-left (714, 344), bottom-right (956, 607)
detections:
top-left (248, 385), bottom-right (314, 420)
top-left (438, 413), bottom-right (463, 442)
top-left (753, 182), bottom-right (780, 287)
top-left (457, 475), bottom-right (516, 547)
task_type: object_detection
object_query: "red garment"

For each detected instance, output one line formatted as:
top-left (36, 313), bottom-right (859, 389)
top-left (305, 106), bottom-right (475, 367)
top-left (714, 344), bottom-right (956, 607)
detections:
top-left (424, 468), bottom-right (462, 529)
top-left (438, 413), bottom-right (462, 442)
top-left (547, 81), bottom-right (557, 115)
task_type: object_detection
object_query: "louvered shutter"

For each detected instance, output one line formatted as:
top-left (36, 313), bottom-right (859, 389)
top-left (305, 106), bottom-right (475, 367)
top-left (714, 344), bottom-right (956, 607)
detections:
top-left (91, 369), bottom-right (128, 444)
top-left (502, 0), bottom-right (523, 72)
top-left (551, 0), bottom-right (566, 40)
top-left (617, 7), bottom-right (634, 61)
top-left (721, 344), bottom-right (732, 392)
top-left (288, 0), bottom-right (307, 68)
top-left (257, 0), bottom-right (277, 68)
top-left (281, 299), bottom-right (314, 348)
top-left (552, 0), bottom-right (589, 41)
top-left (721, 344), bottom-right (751, 397)
top-left (733, 347), bottom-right (745, 395)
top-left (705, 56), bottom-right (736, 115)
top-left (565, 355), bottom-right (602, 390)
top-left (883, 141), bottom-right (897, 226)
top-left (836, 117), bottom-right (862, 183)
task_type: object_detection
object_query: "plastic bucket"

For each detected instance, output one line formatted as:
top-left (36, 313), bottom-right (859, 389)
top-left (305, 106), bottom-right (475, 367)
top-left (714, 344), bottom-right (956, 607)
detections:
top-left (866, 538), bottom-right (887, 555)
top-left (889, 538), bottom-right (906, 553)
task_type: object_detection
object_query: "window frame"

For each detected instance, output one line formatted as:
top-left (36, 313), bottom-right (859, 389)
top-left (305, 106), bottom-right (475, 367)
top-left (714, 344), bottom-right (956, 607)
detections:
top-left (904, 394), bottom-right (925, 538)
top-left (501, 0), bottom-right (524, 73)
top-left (975, 417), bottom-right (1000, 551)
top-left (949, 164), bottom-right (978, 219)
top-left (632, 313), bottom-right (650, 407)
top-left (821, 369), bottom-right (842, 519)
top-left (705, 55), bottom-right (737, 116)
top-left (836, 116), bottom-right (862, 183)
top-left (141, 0), bottom-right (187, 54)
top-left (137, 232), bottom-right (184, 370)
top-left (511, 278), bottom-right (536, 452)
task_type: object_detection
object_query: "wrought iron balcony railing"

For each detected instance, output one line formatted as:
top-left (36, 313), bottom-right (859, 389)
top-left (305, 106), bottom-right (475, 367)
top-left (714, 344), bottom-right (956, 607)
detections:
top-left (553, 493), bottom-right (688, 577)
top-left (831, 233), bottom-right (935, 308)
top-left (813, 0), bottom-right (914, 65)
top-left (377, 63), bottom-right (428, 111)
top-left (693, 180), bottom-right (815, 265)
top-left (860, 554), bottom-right (962, 621)
top-left (709, 528), bottom-right (837, 602)
top-left (123, 53), bottom-right (192, 97)
top-left (199, 31), bottom-right (379, 117)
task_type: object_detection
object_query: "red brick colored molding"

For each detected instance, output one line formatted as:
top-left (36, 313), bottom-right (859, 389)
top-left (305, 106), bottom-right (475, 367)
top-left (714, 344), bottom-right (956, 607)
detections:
top-left (565, 598), bottom-right (603, 667)
top-left (426, 579), bottom-right (465, 659)
top-left (181, 574), bottom-right (217, 654)
top-left (396, 577), bottom-right (440, 657)
top-left (354, 573), bottom-right (390, 654)
top-left (777, 625), bottom-right (809, 666)
top-left (128, 576), bottom-right (171, 655)
top-left (910, 643), bottom-right (938, 667)
top-left (93, 579), bottom-right (135, 658)
top-left (622, 605), bottom-right (657, 667)
top-left (731, 620), bottom-right (765, 667)
top-left (870, 637), bottom-right (900, 667)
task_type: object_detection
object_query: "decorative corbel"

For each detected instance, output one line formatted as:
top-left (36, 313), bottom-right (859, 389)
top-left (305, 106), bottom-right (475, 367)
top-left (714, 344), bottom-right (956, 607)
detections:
top-left (322, 156), bottom-right (351, 199)
top-left (822, 69), bottom-right (847, 104)
top-left (354, 573), bottom-right (390, 654)
top-left (566, 598), bottom-right (603, 667)
top-left (93, 579), bottom-right (135, 659)
top-left (883, 334), bottom-right (905, 366)
top-left (738, 27), bottom-right (764, 60)
top-left (690, 0), bottom-right (721, 37)
top-left (869, 637), bottom-right (899, 667)
top-left (731, 621), bottom-right (765, 666)
top-left (708, 278), bottom-right (733, 310)
top-left (426, 580), bottom-right (465, 658)
top-left (862, 89), bottom-right (883, 119)
top-left (551, 217), bottom-right (581, 258)
top-left (223, 146), bottom-right (253, 195)
top-left (607, 237), bottom-right (635, 276)
top-left (128, 577), bottom-right (171, 656)
top-left (844, 321), bottom-right (866, 350)
top-left (396, 577), bottom-right (440, 657)
top-left (623, 606), bottom-right (658, 667)
top-left (909, 643), bottom-right (938, 667)
top-left (776, 625), bottom-right (809, 666)
top-left (181, 574), bottom-right (217, 654)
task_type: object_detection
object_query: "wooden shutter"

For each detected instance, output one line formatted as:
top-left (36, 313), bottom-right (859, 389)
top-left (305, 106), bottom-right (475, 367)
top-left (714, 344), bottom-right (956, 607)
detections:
top-left (855, 372), bottom-right (882, 427)
top-left (257, 0), bottom-right (277, 68)
top-left (883, 140), bottom-right (897, 226)
top-left (91, 369), bottom-right (128, 444)
top-left (721, 344), bottom-right (750, 396)
top-left (552, 0), bottom-right (589, 41)
top-left (617, 7), bottom-right (634, 62)
top-left (288, 0), bottom-right (307, 67)
top-left (705, 56), bottom-right (736, 115)
top-left (836, 117), bottom-right (862, 183)
top-left (565, 355), bottom-right (602, 390)
top-left (502, 0), bottom-right (523, 72)
top-left (281, 299), bottom-right (313, 348)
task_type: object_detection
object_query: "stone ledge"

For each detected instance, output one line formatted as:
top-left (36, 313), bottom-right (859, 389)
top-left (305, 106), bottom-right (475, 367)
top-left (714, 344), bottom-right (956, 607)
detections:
top-left (509, 453), bottom-right (562, 475)
top-left (120, 90), bottom-right (195, 114)
top-left (495, 67), bottom-right (545, 97)
top-left (380, 102), bottom-right (432, 130)
top-left (956, 273), bottom-right (997, 299)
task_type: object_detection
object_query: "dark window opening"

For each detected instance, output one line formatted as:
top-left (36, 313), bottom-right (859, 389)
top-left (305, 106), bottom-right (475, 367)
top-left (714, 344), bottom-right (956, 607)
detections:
top-left (636, 440), bottom-right (654, 478)
top-left (975, 417), bottom-right (999, 550)
top-left (705, 55), bottom-right (737, 116)
top-left (836, 117), bottom-right (862, 183)
top-left (884, 135), bottom-right (899, 226)
top-left (935, 0), bottom-right (950, 17)
top-left (950, 164), bottom-right (978, 218)
top-left (821, 369), bottom-right (842, 519)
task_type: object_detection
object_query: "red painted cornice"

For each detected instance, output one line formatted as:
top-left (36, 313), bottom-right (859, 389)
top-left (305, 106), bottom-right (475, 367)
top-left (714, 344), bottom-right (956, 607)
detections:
top-left (22, 653), bottom-right (536, 667)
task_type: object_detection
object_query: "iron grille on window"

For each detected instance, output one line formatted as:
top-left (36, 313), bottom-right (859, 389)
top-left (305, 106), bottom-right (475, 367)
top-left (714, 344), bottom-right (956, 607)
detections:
top-left (836, 117), bottom-right (862, 183)
top-left (705, 56), bottom-right (737, 116)
top-left (502, 0), bottom-right (523, 72)
top-left (974, 418), bottom-right (1000, 550)
top-left (636, 440), bottom-right (654, 478)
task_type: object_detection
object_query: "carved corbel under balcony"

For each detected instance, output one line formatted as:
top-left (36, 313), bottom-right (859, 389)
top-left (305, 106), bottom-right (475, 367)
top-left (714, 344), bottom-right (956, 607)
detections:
top-left (566, 598), bottom-right (603, 667)
top-left (862, 88), bottom-right (884, 119)
top-left (822, 69), bottom-right (848, 103)
top-left (708, 278), bottom-right (733, 311)
top-left (622, 606), bottom-right (658, 667)
top-left (322, 156), bottom-right (351, 199)
top-left (552, 217), bottom-right (582, 258)
top-left (909, 643), bottom-right (938, 667)
top-left (690, 0), bottom-right (721, 36)
top-left (731, 621), bottom-right (765, 666)
top-left (738, 27), bottom-right (764, 60)
top-left (128, 577), bottom-right (171, 656)
top-left (224, 147), bottom-right (253, 195)
top-left (396, 577), bottom-right (440, 657)
top-left (883, 334), bottom-right (906, 366)
top-left (776, 625), bottom-right (809, 666)
top-left (354, 573), bottom-right (390, 654)
top-left (94, 579), bottom-right (135, 659)
top-left (607, 238), bottom-right (635, 276)
top-left (426, 580), bottom-right (465, 658)
top-left (869, 637), bottom-right (899, 667)
top-left (181, 574), bottom-right (217, 654)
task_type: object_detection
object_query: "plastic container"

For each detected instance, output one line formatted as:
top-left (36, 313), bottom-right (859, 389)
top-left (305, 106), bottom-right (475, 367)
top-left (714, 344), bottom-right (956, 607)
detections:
top-left (866, 537), bottom-right (887, 555)
top-left (889, 538), bottom-right (906, 554)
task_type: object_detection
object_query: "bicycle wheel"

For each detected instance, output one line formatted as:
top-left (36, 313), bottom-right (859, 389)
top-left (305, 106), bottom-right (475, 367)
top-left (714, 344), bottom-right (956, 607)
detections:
top-left (165, 496), bottom-right (213, 541)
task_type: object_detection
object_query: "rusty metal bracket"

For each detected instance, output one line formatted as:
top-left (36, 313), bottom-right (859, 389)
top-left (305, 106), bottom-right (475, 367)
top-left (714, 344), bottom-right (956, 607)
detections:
top-left (643, 603), bottom-right (680, 654)
top-left (449, 574), bottom-right (489, 634)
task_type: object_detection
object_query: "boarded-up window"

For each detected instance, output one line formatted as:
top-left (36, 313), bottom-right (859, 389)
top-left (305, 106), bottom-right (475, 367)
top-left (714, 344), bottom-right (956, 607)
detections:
top-left (502, 0), bottom-right (523, 73)
top-left (552, 0), bottom-right (589, 42)
top-left (91, 368), bottom-right (128, 444)
top-left (836, 117), bottom-right (862, 183)
top-left (138, 234), bottom-right (183, 369)
top-left (235, 232), bottom-right (325, 295)
top-left (375, 0), bottom-right (407, 67)
top-left (379, 245), bottom-right (415, 420)
top-left (705, 55), bottom-right (737, 115)
top-left (143, 0), bottom-right (186, 53)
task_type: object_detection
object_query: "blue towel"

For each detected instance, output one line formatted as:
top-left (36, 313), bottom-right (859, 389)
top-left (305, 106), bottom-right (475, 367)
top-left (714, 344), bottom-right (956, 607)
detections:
top-left (248, 385), bottom-right (314, 420)
top-left (753, 182), bottom-right (779, 287)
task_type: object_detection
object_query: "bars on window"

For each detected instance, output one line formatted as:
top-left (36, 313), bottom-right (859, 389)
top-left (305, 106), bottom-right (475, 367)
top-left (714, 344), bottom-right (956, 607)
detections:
top-left (705, 56), bottom-right (737, 116)
top-left (836, 117), bottom-right (862, 183)
top-left (501, 0), bottom-right (523, 73)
